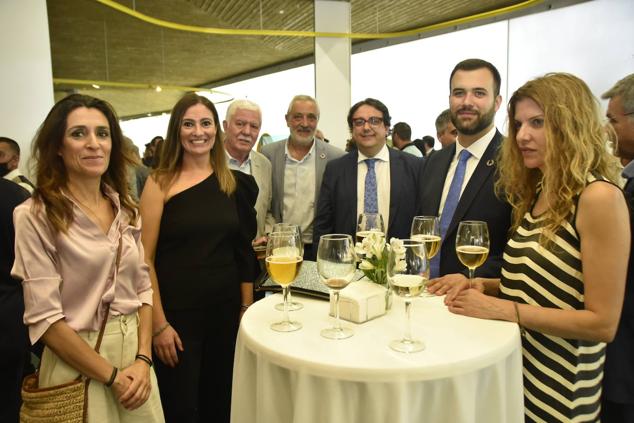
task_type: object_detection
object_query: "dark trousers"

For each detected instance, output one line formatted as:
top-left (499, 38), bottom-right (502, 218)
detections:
top-left (155, 299), bottom-right (240, 423)
top-left (0, 284), bottom-right (31, 423)
top-left (602, 398), bottom-right (634, 423)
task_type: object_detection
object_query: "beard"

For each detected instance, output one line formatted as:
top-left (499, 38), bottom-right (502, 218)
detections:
top-left (451, 104), bottom-right (496, 136)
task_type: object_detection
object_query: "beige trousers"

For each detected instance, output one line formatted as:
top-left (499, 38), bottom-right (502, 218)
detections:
top-left (39, 313), bottom-right (164, 423)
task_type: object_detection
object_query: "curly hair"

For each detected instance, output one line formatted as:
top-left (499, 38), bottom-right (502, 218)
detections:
top-left (153, 92), bottom-right (235, 195)
top-left (30, 94), bottom-right (137, 233)
top-left (497, 73), bottom-right (620, 243)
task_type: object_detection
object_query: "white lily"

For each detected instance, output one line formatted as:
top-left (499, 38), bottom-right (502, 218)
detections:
top-left (359, 259), bottom-right (375, 270)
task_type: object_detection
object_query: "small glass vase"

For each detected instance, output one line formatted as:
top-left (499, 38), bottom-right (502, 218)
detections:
top-left (384, 283), bottom-right (393, 311)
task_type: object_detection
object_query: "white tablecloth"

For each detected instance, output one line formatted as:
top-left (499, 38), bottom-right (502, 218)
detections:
top-left (231, 293), bottom-right (523, 423)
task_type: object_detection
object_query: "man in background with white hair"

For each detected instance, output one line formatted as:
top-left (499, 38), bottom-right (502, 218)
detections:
top-left (223, 99), bottom-right (273, 245)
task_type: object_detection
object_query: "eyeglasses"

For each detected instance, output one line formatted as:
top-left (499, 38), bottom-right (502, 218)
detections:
top-left (352, 117), bottom-right (384, 128)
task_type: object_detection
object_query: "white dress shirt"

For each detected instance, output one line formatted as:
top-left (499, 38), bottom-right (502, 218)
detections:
top-left (438, 126), bottom-right (497, 214)
top-left (283, 141), bottom-right (316, 245)
top-left (357, 144), bottom-right (391, 230)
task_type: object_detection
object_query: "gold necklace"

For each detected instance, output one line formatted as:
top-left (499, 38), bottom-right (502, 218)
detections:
top-left (69, 192), bottom-right (112, 232)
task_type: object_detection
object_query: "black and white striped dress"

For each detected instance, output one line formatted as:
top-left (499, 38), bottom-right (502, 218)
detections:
top-left (500, 180), bottom-right (605, 422)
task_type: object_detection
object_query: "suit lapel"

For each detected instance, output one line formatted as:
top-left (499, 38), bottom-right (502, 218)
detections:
top-left (275, 140), bottom-right (288, 220)
top-left (430, 144), bottom-right (456, 215)
top-left (314, 139), bottom-right (327, 206)
top-left (446, 132), bottom-right (502, 237)
top-left (345, 152), bottom-right (359, 231)
top-left (388, 149), bottom-right (402, 234)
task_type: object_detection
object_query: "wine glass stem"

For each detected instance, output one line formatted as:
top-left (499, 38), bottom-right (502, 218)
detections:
top-left (287, 288), bottom-right (293, 305)
top-left (468, 268), bottom-right (475, 289)
top-left (333, 290), bottom-right (342, 331)
top-left (404, 300), bottom-right (413, 342)
top-left (282, 286), bottom-right (290, 323)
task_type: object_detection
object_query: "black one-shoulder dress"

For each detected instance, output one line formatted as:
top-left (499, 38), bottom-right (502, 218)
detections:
top-left (154, 171), bottom-right (257, 423)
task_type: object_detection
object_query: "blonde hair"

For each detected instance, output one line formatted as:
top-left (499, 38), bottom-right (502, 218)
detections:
top-left (497, 73), bottom-right (619, 243)
top-left (153, 93), bottom-right (235, 194)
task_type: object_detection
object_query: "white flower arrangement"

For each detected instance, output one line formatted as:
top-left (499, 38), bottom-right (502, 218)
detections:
top-left (355, 233), bottom-right (406, 285)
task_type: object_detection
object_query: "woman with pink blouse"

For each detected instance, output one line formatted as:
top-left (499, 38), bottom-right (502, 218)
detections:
top-left (12, 94), bottom-right (164, 422)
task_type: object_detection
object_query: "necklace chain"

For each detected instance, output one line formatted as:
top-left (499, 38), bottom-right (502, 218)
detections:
top-left (69, 192), bottom-right (112, 232)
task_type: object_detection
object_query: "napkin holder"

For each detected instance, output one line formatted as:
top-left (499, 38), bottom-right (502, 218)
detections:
top-left (329, 281), bottom-right (387, 323)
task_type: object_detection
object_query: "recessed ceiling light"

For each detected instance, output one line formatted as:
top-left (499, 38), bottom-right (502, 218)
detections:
top-left (91, 84), bottom-right (100, 89)
top-left (155, 85), bottom-right (162, 92)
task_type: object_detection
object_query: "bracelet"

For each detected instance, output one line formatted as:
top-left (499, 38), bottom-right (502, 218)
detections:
top-left (152, 322), bottom-right (170, 337)
top-left (513, 301), bottom-right (527, 336)
top-left (135, 354), bottom-right (153, 367)
top-left (240, 304), bottom-right (251, 311)
top-left (105, 366), bottom-right (118, 387)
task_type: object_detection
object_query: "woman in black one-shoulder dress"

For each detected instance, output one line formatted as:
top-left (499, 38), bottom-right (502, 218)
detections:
top-left (140, 93), bottom-right (258, 422)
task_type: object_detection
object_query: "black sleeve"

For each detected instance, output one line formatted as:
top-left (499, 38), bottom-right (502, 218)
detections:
top-left (232, 171), bottom-right (259, 283)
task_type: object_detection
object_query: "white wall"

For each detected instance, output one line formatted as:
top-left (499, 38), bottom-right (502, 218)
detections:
top-left (122, 0), bottom-right (634, 151)
top-left (0, 0), bottom-right (55, 175)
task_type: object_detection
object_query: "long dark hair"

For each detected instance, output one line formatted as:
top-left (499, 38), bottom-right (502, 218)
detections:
top-left (153, 92), bottom-right (235, 194)
top-left (31, 94), bottom-right (137, 233)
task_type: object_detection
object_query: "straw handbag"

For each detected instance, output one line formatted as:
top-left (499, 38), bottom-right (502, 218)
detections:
top-left (20, 238), bottom-right (122, 422)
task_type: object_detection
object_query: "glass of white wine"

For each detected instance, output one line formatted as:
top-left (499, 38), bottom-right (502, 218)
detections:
top-left (410, 216), bottom-right (440, 296)
top-left (356, 213), bottom-right (385, 243)
top-left (455, 221), bottom-right (490, 289)
top-left (316, 234), bottom-right (357, 340)
top-left (271, 223), bottom-right (304, 312)
top-left (388, 239), bottom-right (428, 353)
top-left (266, 231), bottom-right (303, 332)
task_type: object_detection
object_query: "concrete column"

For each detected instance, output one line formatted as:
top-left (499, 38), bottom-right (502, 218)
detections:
top-left (0, 0), bottom-right (55, 175)
top-left (314, 0), bottom-right (351, 150)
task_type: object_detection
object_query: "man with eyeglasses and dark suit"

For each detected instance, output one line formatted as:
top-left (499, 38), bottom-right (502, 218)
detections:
top-left (313, 98), bottom-right (421, 246)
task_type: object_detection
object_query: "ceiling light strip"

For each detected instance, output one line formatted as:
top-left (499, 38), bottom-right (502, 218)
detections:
top-left (96, 0), bottom-right (545, 40)
top-left (53, 78), bottom-right (232, 97)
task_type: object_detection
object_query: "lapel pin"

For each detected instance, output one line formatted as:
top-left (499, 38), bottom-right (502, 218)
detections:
top-left (486, 159), bottom-right (494, 167)
top-left (320, 153), bottom-right (326, 159)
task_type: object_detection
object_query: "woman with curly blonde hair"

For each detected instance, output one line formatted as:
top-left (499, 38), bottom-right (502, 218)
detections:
top-left (445, 73), bottom-right (630, 421)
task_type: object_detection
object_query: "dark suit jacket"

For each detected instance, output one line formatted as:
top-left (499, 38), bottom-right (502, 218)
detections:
top-left (417, 130), bottom-right (512, 277)
top-left (313, 147), bottom-right (422, 246)
top-left (603, 178), bottom-right (634, 404)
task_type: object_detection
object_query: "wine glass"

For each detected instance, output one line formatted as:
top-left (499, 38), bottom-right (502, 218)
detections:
top-left (271, 223), bottom-right (304, 311)
top-left (410, 216), bottom-right (440, 296)
top-left (266, 231), bottom-right (303, 332)
top-left (356, 213), bottom-right (385, 243)
top-left (455, 221), bottom-right (490, 289)
top-left (388, 239), bottom-right (429, 353)
top-left (316, 234), bottom-right (357, 340)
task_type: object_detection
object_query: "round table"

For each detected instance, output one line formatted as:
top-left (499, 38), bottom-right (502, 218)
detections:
top-left (231, 293), bottom-right (523, 423)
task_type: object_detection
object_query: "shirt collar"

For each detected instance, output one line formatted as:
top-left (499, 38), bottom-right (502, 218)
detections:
top-left (3, 168), bottom-right (21, 180)
top-left (284, 138), bottom-right (315, 163)
top-left (455, 126), bottom-right (496, 161)
top-left (623, 160), bottom-right (634, 179)
top-left (225, 148), bottom-right (252, 166)
top-left (357, 144), bottom-right (390, 163)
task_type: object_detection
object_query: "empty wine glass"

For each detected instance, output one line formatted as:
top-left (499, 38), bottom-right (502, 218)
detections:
top-left (266, 231), bottom-right (303, 332)
top-left (317, 234), bottom-right (356, 340)
top-left (357, 213), bottom-right (385, 243)
top-left (271, 223), bottom-right (304, 311)
top-left (388, 239), bottom-right (429, 353)
top-left (410, 216), bottom-right (440, 296)
top-left (455, 221), bottom-right (490, 289)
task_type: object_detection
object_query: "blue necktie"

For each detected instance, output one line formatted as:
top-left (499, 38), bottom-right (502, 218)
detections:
top-left (364, 159), bottom-right (378, 214)
top-left (430, 149), bottom-right (471, 278)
